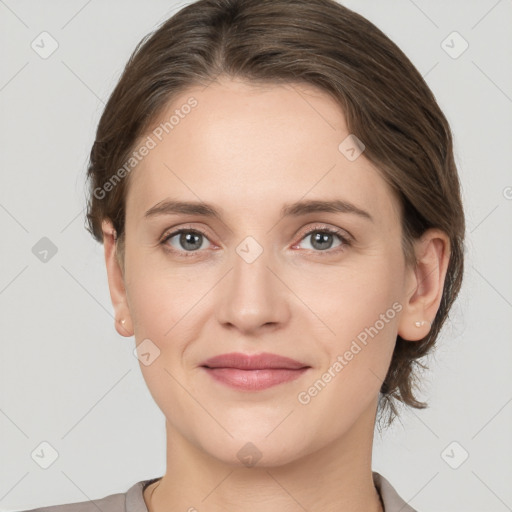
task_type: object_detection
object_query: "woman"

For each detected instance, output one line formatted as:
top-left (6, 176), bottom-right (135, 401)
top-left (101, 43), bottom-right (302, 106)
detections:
top-left (24, 0), bottom-right (465, 510)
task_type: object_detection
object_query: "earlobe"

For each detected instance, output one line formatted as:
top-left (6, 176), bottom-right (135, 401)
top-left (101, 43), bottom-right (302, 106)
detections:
top-left (102, 219), bottom-right (134, 337)
top-left (119, 317), bottom-right (134, 337)
top-left (397, 229), bottom-right (450, 341)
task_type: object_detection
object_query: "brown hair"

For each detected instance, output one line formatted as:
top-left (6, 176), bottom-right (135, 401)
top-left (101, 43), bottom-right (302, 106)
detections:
top-left (85, 0), bottom-right (465, 428)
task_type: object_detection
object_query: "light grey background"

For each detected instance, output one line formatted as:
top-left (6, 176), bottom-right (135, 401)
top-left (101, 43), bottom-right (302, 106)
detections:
top-left (1, 1), bottom-right (511, 511)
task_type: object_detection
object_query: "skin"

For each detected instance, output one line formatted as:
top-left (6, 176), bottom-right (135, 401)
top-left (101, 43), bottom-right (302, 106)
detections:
top-left (102, 76), bottom-right (450, 512)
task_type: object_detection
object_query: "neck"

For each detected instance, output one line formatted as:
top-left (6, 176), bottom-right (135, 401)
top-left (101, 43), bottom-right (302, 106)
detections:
top-left (144, 398), bottom-right (383, 512)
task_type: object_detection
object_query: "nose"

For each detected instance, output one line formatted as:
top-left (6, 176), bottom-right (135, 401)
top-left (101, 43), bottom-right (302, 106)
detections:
top-left (215, 242), bottom-right (291, 335)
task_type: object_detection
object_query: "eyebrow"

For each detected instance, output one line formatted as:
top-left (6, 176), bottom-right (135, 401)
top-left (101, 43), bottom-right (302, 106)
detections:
top-left (144, 198), bottom-right (373, 222)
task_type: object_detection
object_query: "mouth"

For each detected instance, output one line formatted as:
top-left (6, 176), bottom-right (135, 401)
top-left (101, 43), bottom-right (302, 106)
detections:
top-left (200, 352), bottom-right (311, 391)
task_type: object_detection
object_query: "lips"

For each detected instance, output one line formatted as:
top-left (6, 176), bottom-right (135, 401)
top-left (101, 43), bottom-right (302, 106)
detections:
top-left (200, 352), bottom-right (308, 370)
top-left (200, 352), bottom-right (310, 391)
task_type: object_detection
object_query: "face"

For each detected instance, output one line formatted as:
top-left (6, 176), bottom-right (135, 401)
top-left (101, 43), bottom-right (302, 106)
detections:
top-left (105, 76), bottom-right (422, 467)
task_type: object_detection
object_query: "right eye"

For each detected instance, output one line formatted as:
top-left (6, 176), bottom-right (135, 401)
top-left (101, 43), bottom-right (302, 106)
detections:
top-left (160, 228), bottom-right (214, 256)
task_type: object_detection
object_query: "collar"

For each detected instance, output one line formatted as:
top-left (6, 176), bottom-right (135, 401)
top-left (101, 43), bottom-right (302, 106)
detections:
top-left (126, 472), bottom-right (417, 512)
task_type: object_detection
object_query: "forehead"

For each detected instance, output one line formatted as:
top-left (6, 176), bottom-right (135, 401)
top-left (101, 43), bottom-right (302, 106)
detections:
top-left (125, 77), bottom-right (400, 225)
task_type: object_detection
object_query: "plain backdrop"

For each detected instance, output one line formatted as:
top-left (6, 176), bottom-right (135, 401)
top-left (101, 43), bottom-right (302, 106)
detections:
top-left (1, 1), bottom-right (511, 511)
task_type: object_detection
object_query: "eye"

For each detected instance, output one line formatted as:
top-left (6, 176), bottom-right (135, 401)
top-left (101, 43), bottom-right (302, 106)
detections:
top-left (159, 224), bottom-right (351, 258)
top-left (292, 225), bottom-right (351, 254)
top-left (160, 227), bottom-right (213, 256)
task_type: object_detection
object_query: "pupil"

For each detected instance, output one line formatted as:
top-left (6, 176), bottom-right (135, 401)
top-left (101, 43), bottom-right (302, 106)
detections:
top-left (181, 232), bottom-right (201, 250)
top-left (313, 232), bottom-right (332, 250)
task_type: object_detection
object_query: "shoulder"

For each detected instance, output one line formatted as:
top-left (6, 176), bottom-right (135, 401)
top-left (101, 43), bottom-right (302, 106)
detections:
top-left (372, 471), bottom-right (418, 512)
top-left (16, 492), bottom-right (125, 512)
top-left (14, 479), bottom-right (155, 512)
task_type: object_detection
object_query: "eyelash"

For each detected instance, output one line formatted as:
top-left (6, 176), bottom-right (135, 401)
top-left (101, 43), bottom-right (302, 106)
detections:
top-left (159, 224), bottom-right (352, 258)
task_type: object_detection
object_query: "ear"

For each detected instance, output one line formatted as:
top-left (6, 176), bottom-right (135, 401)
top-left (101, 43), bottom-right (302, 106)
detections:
top-left (397, 228), bottom-right (451, 341)
top-left (102, 219), bottom-right (134, 337)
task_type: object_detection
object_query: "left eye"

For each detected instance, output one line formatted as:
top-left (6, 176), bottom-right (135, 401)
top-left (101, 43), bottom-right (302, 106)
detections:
top-left (295, 228), bottom-right (348, 252)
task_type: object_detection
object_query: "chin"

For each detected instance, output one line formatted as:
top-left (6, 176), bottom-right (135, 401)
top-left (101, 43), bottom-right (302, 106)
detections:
top-left (194, 428), bottom-right (314, 469)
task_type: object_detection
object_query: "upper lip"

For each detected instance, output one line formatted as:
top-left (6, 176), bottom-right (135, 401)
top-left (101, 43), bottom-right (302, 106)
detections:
top-left (200, 352), bottom-right (309, 370)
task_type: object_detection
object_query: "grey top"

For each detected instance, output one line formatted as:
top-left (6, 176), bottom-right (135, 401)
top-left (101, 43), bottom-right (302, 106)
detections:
top-left (18, 472), bottom-right (416, 512)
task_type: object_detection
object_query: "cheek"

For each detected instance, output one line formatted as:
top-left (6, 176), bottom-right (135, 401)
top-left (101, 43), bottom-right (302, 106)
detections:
top-left (291, 251), bottom-right (403, 396)
top-left (125, 268), bottom-right (198, 426)
top-left (294, 272), bottom-right (400, 440)
top-left (292, 250), bottom-right (403, 339)
top-left (125, 254), bottom-right (213, 338)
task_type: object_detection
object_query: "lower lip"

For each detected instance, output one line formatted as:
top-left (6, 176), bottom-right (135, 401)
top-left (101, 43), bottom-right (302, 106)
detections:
top-left (202, 367), bottom-right (309, 391)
